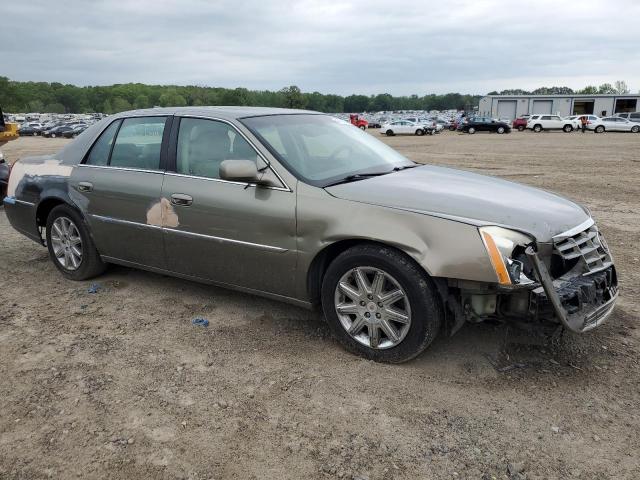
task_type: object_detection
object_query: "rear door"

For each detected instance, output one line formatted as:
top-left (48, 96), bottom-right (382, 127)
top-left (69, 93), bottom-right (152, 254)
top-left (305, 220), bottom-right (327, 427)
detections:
top-left (160, 116), bottom-right (297, 296)
top-left (70, 116), bottom-right (171, 268)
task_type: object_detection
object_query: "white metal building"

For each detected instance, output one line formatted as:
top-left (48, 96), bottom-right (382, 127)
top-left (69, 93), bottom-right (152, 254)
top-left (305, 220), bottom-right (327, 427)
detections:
top-left (478, 94), bottom-right (640, 121)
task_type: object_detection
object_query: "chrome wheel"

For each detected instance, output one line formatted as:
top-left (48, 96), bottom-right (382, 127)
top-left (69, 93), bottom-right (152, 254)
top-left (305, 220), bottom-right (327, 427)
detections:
top-left (50, 216), bottom-right (83, 270)
top-left (334, 267), bottom-right (411, 350)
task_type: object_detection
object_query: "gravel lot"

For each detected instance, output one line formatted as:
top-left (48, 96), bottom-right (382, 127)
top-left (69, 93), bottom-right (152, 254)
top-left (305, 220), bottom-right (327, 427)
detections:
top-left (1, 130), bottom-right (639, 479)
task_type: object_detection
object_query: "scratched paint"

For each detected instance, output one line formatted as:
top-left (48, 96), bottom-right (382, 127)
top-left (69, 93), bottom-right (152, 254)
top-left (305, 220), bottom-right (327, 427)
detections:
top-left (146, 198), bottom-right (179, 228)
top-left (7, 159), bottom-right (73, 197)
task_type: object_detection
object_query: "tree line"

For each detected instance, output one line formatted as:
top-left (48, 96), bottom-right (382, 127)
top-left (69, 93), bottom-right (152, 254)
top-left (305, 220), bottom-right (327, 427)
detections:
top-left (488, 80), bottom-right (631, 96)
top-left (0, 77), bottom-right (480, 114)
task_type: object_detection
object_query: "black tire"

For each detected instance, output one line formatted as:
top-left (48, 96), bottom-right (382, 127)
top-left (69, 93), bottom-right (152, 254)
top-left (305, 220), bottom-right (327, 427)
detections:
top-left (415, 129), bottom-right (424, 136)
top-left (467, 127), bottom-right (476, 134)
top-left (359, 125), bottom-right (366, 130)
top-left (563, 124), bottom-right (573, 132)
top-left (631, 125), bottom-right (639, 133)
top-left (46, 204), bottom-right (106, 280)
top-left (497, 126), bottom-right (505, 134)
top-left (595, 125), bottom-right (605, 133)
top-left (533, 124), bottom-right (542, 132)
top-left (449, 125), bottom-right (455, 131)
top-left (517, 125), bottom-right (525, 131)
top-left (321, 244), bottom-right (442, 363)
top-left (51, 133), bottom-right (56, 138)
top-left (385, 130), bottom-right (394, 136)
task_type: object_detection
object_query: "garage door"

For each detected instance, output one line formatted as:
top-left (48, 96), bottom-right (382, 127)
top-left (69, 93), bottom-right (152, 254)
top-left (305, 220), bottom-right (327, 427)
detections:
top-left (497, 100), bottom-right (517, 121)
top-left (532, 100), bottom-right (553, 114)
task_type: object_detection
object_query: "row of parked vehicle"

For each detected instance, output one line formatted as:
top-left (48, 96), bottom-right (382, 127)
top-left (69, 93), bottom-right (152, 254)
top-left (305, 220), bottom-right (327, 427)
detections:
top-left (512, 113), bottom-right (640, 133)
top-left (17, 121), bottom-right (91, 138)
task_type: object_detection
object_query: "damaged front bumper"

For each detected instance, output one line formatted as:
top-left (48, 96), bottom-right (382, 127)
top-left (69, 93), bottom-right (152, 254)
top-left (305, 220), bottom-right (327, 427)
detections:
top-left (525, 245), bottom-right (618, 332)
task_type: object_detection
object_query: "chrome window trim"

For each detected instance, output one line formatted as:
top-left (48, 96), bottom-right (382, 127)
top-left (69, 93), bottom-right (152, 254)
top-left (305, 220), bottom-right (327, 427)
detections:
top-left (163, 171), bottom-right (290, 192)
top-left (175, 114), bottom-right (292, 192)
top-left (14, 198), bottom-right (36, 207)
top-left (163, 227), bottom-right (288, 253)
top-left (77, 164), bottom-right (164, 175)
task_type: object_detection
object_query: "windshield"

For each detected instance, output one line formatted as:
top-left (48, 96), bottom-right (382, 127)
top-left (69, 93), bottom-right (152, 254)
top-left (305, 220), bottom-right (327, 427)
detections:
top-left (241, 114), bottom-right (414, 187)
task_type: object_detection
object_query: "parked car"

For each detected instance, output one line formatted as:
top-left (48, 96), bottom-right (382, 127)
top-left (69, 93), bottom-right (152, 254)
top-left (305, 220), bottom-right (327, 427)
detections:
top-left (527, 115), bottom-right (578, 132)
top-left (42, 125), bottom-right (74, 138)
top-left (512, 115), bottom-right (531, 131)
top-left (615, 112), bottom-right (640, 123)
top-left (381, 120), bottom-right (429, 136)
top-left (461, 117), bottom-right (511, 134)
top-left (17, 124), bottom-right (41, 136)
top-left (3, 107), bottom-right (618, 363)
top-left (0, 150), bottom-right (8, 198)
top-left (349, 114), bottom-right (368, 130)
top-left (588, 117), bottom-right (640, 133)
top-left (62, 124), bottom-right (89, 138)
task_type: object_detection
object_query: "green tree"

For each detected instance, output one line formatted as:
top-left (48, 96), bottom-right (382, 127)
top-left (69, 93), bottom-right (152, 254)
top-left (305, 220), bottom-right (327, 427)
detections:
top-left (597, 83), bottom-right (616, 94)
top-left (614, 80), bottom-right (629, 94)
top-left (112, 97), bottom-right (132, 112)
top-left (43, 102), bottom-right (65, 113)
top-left (279, 85), bottom-right (306, 109)
top-left (133, 95), bottom-right (150, 109)
top-left (578, 86), bottom-right (598, 94)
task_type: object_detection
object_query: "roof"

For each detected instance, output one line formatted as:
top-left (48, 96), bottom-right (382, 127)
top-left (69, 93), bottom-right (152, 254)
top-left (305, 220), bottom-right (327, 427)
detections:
top-left (113, 106), bottom-right (321, 120)
top-left (483, 94), bottom-right (640, 99)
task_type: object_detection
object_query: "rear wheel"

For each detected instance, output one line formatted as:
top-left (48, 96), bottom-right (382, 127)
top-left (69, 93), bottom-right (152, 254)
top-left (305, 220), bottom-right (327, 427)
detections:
top-left (385, 130), bottom-right (394, 136)
top-left (321, 244), bottom-right (442, 363)
top-left (467, 127), bottom-right (476, 134)
top-left (497, 126), bottom-right (505, 134)
top-left (51, 133), bottom-right (56, 138)
top-left (533, 124), bottom-right (542, 132)
top-left (359, 125), bottom-right (366, 130)
top-left (595, 125), bottom-right (605, 133)
top-left (631, 125), bottom-right (639, 133)
top-left (517, 125), bottom-right (525, 131)
top-left (46, 205), bottom-right (106, 280)
top-left (415, 129), bottom-right (424, 136)
top-left (563, 124), bottom-right (573, 132)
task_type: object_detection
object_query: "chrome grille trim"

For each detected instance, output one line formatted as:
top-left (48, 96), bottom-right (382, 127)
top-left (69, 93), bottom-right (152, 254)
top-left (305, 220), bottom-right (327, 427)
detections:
top-left (553, 222), bottom-right (613, 275)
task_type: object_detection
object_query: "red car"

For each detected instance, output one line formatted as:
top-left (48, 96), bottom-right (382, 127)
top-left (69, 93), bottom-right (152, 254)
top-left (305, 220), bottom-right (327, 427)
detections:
top-left (512, 115), bottom-right (531, 131)
top-left (349, 114), bottom-right (368, 130)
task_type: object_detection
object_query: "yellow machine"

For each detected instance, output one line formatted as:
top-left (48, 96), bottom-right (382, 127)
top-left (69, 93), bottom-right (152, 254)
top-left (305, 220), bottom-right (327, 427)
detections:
top-left (0, 107), bottom-right (19, 146)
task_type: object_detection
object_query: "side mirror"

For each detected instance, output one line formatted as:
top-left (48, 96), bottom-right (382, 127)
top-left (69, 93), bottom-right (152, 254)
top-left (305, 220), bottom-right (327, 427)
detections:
top-left (219, 159), bottom-right (274, 186)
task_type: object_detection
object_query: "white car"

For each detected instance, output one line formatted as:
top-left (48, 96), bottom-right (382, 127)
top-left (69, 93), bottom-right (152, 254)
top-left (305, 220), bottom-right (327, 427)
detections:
top-left (588, 116), bottom-right (640, 133)
top-left (527, 114), bottom-right (579, 132)
top-left (615, 112), bottom-right (640, 123)
top-left (380, 120), bottom-right (429, 136)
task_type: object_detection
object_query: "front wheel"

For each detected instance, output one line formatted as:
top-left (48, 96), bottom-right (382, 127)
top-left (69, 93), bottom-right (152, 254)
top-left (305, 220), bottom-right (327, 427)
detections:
top-left (497, 126), bottom-right (505, 134)
top-left (321, 244), bottom-right (442, 363)
top-left (467, 127), bottom-right (476, 134)
top-left (563, 124), bottom-right (573, 132)
top-left (595, 125), bottom-right (605, 133)
top-left (533, 124), bottom-right (542, 132)
top-left (517, 125), bottom-right (525, 131)
top-left (631, 125), bottom-right (639, 133)
top-left (415, 129), bottom-right (424, 136)
top-left (359, 125), bottom-right (366, 130)
top-left (385, 130), bottom-right (394, 136)
top-left (46, 205), bottom-right (106, 280)
top-left (50, 133), bottom-right (56, 138)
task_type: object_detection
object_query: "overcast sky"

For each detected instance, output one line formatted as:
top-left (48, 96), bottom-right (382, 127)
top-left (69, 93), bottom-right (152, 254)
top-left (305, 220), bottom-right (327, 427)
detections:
top-left (3, 0), bottom-right (639, 95)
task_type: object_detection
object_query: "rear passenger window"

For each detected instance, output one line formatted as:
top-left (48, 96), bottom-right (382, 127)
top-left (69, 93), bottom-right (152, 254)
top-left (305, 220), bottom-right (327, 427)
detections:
top-left (85, 120), bottom-right (121, 166)
top-left (110, 117), bottom-right (166, 170)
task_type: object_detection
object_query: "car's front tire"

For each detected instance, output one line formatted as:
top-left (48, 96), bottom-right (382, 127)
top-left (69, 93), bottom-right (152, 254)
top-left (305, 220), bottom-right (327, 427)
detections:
top-left (497, 126), bottom-right (505, 134)
top-left (321, 244), bottom-right (442, 363)
top-left (595, 125), bottom-right (605, 133)
top-left (467, 127), bottom-right (476, 134)
top-left (631, 125), bottom-right (639, 133)
top-left (415, 129), bottom-right (424, 136)
top-left (517, 125), bottom-right (525, 131)
top-left (385, 130), bottom-right (394, 136)
top-left (533, 124), bottom-right (542, 132)
top-left (46, 204), bottom-right (106, 281)
top-left (563, 124), bottom-right (573, 132)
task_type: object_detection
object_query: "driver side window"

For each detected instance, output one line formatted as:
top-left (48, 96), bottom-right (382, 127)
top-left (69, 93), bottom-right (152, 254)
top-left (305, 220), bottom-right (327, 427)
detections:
top-left (176, 118), bottom-right (259, 179)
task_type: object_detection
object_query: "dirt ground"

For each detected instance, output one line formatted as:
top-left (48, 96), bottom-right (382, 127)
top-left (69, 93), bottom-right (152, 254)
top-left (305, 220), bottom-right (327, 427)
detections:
top-left (1, 130), bottom-right (639, 480)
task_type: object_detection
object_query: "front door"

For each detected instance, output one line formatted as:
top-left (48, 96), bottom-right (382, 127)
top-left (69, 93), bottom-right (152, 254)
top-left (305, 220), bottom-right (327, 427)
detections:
top-left (160, 117), bottom-right (297, 297)
top-left (69, 116), bottom-right (170, 268)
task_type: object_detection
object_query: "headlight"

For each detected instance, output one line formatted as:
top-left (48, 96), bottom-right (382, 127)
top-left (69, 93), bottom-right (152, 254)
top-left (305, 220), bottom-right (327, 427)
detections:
top-left (479, 226), bottom-right (535, 285)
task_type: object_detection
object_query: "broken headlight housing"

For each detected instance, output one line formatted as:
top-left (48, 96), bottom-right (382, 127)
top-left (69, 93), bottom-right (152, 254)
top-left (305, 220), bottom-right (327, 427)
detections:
top-left (479, 226), bottom-right (536, 286)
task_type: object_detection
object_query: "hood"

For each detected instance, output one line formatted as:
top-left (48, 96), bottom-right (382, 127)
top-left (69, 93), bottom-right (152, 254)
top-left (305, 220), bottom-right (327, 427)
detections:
top-left (325, 165), bottom-right (589, 242)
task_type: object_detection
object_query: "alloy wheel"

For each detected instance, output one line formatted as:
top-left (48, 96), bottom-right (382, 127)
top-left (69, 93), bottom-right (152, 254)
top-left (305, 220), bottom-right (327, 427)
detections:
top-left (50, 216), bottom-right (83, 270)
top-left (334, 267), bottom-right (412, 350)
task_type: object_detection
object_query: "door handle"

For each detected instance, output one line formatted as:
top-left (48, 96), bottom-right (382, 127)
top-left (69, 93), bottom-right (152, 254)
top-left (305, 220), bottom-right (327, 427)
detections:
top-left (170, 193), bottom-right (193, 206)
top-left (77, 181), bottom-right (93, 192)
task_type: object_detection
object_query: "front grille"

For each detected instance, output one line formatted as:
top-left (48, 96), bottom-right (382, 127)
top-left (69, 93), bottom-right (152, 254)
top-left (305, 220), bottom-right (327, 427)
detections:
top-left (553, 223), bottom-right (613, 274)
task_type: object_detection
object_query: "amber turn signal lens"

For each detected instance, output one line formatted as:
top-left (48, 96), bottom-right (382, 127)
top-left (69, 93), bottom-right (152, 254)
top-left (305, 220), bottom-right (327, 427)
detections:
top-left (481, 231), bottom-right (512, 285)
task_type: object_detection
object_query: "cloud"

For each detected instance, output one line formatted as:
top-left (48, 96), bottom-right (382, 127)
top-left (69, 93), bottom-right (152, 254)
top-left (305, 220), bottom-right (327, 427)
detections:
top-left (2, 0), bottom-right (639, 95)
